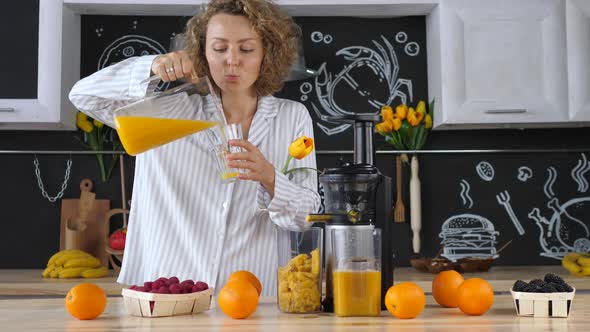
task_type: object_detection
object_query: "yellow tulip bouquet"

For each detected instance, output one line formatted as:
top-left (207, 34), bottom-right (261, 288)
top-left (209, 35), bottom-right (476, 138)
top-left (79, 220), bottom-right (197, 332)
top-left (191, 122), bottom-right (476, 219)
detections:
top-left (76, 112), bottom-right (123, 182)
top-left (375, 100), bottom-right (434, 151)
top-left (281, 136), bottom-right (320, 176)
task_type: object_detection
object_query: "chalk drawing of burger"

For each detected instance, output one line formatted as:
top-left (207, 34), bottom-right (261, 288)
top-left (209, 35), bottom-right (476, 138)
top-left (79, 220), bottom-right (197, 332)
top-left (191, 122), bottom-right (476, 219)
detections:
top-left (439, 214), bottom-right (499, 262)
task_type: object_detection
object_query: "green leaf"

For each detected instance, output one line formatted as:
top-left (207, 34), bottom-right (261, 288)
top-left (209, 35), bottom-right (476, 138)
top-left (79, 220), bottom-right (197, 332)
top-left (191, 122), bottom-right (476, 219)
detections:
top-left (414, 124), bottom-right (426, 150)
top-left (418, 129), bottom-right (429, 150)
top-left (399, 121), bottom-right (410, 149)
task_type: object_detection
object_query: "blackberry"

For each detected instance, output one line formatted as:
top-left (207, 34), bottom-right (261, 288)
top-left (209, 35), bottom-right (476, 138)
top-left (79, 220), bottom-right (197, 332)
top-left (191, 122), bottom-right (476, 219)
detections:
top-left (544, 273), bottom-right (566, 285)
top-left (512, 280), bottom-right (529, 292)
top-left (523, 285), bottom-right (539, 293)
top-left (529, 279), bottom-right (546, 288)
top-left (563, 283), bottom-right (574, 292)
top-left (539, 284), bottom-right (558, 293)
top-left (548, 282), bottom-right (566, 292)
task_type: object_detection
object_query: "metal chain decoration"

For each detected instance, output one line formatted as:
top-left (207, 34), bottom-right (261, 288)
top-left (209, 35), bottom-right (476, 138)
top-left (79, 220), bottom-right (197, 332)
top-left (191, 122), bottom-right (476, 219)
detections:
top-left (33, 155), bottom-right (73, 203)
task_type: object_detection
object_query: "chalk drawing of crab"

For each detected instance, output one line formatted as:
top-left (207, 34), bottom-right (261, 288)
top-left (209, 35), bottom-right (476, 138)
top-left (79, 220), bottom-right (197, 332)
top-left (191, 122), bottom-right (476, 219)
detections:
top-left (310, 35), bottom-right (414, 136)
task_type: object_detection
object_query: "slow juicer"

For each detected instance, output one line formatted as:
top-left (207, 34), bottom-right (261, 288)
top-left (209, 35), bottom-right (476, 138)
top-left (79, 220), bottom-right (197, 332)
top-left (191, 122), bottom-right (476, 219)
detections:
top-left (310, 114), bottom-right (393, 312)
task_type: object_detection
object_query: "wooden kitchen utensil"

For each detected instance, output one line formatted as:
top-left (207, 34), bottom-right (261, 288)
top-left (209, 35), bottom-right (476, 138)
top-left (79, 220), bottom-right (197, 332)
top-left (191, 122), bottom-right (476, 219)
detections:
top-left (64, 217), bottom-right (87, 250)
top-left (410, 155), bottom-right (422, 254)
top-left (78, 178), bottom-right (96, 222)
top-left (60, 178), bottom-right (110, 266)
top-left (64, 179), bottom-right (97, 250)
top-left (393, 155), bottom-right (406, 222)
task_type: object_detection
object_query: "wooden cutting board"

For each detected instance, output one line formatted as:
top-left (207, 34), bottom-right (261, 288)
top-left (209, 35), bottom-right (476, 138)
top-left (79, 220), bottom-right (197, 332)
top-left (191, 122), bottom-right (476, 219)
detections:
top-left (59, 179), bottom-right (110, 266)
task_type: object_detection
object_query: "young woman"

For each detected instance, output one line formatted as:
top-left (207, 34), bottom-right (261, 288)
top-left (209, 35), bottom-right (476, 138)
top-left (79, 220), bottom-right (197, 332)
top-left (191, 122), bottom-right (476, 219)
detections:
top-left (69, 0), bottom-right (320, 295)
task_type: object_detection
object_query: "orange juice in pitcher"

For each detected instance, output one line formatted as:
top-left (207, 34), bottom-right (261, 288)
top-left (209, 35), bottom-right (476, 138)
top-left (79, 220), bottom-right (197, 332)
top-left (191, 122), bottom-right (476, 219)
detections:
top-left (115, 115), bottom-right (217, 156)
top-left (113, 78), bottom-right (221, 156)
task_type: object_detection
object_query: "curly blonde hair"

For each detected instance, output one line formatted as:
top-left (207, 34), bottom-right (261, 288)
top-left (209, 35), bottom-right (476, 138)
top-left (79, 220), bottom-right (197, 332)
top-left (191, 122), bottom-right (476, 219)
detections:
top-left (185, 0), bottom-right (301, 96)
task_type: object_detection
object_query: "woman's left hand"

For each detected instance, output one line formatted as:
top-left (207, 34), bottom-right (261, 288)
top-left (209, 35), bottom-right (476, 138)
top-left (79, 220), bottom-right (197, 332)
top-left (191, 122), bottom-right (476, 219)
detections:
top-left (227, 140), bottom-right (275, 195)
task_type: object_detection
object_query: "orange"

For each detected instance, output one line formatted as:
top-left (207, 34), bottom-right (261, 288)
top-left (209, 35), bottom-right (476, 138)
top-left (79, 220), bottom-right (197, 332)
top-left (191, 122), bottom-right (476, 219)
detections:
top-left (228, 270), bottom-right (262, 296)
top-left (385, 282), bottom-right (426, 319)
top-left (432, 270), bottom-right (464, 308)
top-left (218, 280), bottom-right (259, 319)
top-left (65, 283), bottom-right (107, 320)
top-left (457, 278), bottom-right (494, 315)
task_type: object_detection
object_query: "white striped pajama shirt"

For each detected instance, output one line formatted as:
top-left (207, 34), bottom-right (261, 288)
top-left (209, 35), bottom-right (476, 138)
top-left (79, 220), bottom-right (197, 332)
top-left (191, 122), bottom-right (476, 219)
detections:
top-left (69, 55), bottom-right (321, 295)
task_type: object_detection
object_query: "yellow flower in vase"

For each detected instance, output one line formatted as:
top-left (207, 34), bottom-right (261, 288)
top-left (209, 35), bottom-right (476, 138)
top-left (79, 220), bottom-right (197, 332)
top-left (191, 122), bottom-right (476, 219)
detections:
top-left (75, 112), bottom-right (123, 182)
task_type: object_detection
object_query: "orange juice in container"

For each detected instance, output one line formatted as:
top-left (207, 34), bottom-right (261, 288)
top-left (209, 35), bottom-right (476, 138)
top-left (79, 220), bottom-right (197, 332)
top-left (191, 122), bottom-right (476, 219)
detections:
top-left (114, 78), bottom-right (220, 156)
top-left (332, 228), bottom-right (382, 316)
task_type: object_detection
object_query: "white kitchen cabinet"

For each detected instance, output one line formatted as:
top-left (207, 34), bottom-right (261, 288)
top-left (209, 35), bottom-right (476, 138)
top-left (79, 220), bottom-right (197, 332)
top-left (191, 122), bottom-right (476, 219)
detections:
top-left (431, 0), bottom-right (570, 129)
top-left (566, 0), bottom-right (590, 122)
top-left (0, 0), bottom-right (79, 130)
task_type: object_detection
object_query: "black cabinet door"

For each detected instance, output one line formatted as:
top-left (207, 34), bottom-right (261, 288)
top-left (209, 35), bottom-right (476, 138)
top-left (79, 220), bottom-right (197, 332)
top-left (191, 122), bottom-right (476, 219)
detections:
top-left (0, 0), bottom-right (39, 99)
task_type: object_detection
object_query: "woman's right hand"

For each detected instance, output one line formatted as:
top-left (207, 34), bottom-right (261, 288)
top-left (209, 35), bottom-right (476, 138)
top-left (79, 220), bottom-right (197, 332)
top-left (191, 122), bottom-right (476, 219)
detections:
top-left (150, 51), bottom-right (194, 82)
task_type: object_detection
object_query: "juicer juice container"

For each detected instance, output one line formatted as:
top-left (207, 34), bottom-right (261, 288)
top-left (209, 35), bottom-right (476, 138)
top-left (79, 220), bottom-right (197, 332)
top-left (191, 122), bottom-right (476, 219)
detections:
top-left (332, 227), bottom-right (382, 317)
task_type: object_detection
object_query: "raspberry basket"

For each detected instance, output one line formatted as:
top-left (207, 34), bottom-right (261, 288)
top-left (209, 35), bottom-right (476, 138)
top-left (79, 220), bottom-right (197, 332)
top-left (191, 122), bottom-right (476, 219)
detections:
top-left (510, 288), bottom-right (575, 318)
top-left (122, 287), bottom-right (214, 318)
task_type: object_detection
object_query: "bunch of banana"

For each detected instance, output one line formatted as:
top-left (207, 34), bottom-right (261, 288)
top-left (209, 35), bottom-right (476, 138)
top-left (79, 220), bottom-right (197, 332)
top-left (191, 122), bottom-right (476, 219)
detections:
top-left (42, 249), bottom-right (109, 279)
top-left (562, 252), bottom-right (590, 276)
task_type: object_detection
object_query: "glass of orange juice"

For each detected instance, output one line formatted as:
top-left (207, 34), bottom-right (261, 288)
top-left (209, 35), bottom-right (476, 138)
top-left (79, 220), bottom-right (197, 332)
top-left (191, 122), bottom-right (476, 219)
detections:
top-left (209, 123), bottom-right (244, 183)
top-left (332, 227), bottom-right (381, 317)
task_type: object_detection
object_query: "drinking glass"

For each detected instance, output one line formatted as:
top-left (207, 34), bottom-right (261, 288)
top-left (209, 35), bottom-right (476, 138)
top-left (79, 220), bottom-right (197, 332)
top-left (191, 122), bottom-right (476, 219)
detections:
top-left (209, 123), bottom-right (244, 183)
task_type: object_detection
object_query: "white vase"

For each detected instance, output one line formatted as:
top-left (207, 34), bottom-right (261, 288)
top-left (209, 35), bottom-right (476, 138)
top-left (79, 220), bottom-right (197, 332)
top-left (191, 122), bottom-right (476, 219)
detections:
top-left (410, 155), bottom-right (422, 254)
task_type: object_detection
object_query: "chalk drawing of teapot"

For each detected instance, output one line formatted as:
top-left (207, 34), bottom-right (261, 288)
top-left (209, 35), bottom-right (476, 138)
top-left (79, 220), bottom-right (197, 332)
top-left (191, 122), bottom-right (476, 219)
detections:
top-left (528, 196), bottom-right (590, 259)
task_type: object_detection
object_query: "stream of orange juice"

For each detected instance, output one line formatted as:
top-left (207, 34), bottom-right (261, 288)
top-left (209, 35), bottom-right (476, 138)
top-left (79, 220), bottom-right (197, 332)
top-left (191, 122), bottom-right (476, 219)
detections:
top-left (115, 116), bottom-right (218, 156)
top-left (333, 270), bottom-right (381, 316)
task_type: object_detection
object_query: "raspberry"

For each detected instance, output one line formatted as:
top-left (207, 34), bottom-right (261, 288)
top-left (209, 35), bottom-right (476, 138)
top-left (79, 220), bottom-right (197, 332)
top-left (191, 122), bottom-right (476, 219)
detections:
top-left (195, 281), bottom-right (209, 291)
top-left (144, 282), bottom-right (153, 292)
top-left (129, 285), bottom-right (137, 290)
top-left (165, 277), bottom-right (178, 286)
top-left (181, 283), bottom-right (193, 293)
top-left (544, 273), bottom-right (566, 285)
top-left (158, 286), bottom-right (170, 294)
top-left (135, 286), bottom-right (146, 292)
top-left (181, 279), bottom-right (194, 287)
top-left (152, 281), bottom-right (164, 290)
top-left (169, 284), bottom-right (182, 294)
top-left (156, 277), bottom-right (168, 284)
top-left (191, 282), bottom-right (208, 293)
top-left (512, 280), bottom-right (528, 292)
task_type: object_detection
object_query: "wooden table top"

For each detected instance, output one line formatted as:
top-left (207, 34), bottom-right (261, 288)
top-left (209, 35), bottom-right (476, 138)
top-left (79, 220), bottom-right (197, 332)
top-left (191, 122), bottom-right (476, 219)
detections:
top-left (1, 265), bottom-right (588, 296)
top-left (1, 295), bottom-right (588, 331)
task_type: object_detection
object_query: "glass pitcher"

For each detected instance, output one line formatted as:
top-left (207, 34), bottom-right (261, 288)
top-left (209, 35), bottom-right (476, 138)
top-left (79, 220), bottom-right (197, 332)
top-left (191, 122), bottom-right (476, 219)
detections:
top-left (332, 227), bottom-right (382, 317)
top-left (114, 76), bottom-right (224, 156)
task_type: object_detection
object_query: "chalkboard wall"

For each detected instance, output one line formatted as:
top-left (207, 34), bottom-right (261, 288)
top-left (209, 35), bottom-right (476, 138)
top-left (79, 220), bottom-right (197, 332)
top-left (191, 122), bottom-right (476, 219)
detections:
top-left (1, 15), bottom-right (589, 269)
